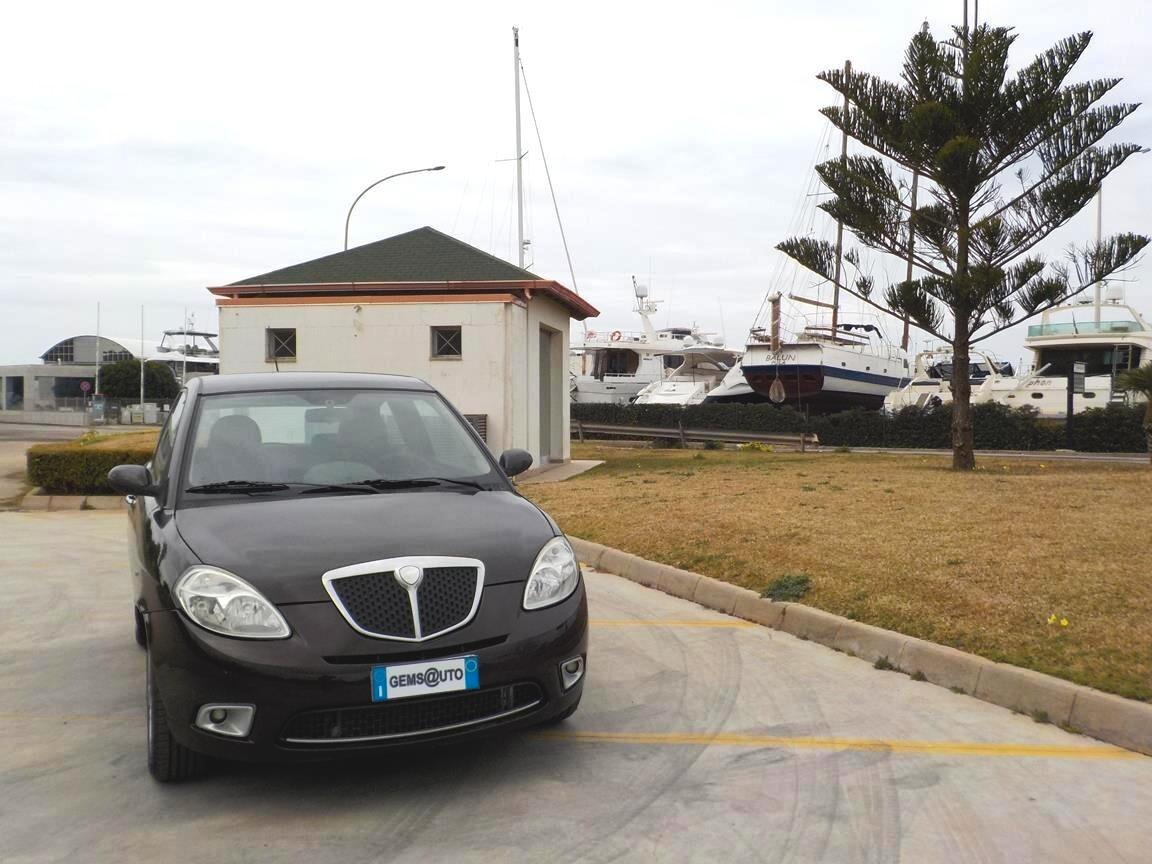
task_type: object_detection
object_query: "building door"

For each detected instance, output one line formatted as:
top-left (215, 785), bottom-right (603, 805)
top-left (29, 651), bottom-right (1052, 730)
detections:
top-left (539, 328), bottom-right (554, 462)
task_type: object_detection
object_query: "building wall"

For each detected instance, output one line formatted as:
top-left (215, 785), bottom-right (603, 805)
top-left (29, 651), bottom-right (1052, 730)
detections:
top-left (216, 296), bottom-right (572, 467)
top-left (217, 299), bottom-right (521, 454)
top-left (506, 296), bottom-right (570, 464)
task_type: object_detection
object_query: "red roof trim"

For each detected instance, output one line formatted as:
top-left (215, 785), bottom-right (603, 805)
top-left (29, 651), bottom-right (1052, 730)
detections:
top-left (206, 279), bottom-right (599, 320)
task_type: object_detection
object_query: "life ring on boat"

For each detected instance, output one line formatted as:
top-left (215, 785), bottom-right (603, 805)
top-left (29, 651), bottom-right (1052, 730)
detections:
top-left (609, 330), bottom-right (623, 342)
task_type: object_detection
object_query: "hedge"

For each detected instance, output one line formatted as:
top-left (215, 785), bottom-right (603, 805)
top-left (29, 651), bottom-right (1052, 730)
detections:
top-left (572, 401), bottom-right (1147, 453)
top-left (27, 442), bottom-right (153, 495)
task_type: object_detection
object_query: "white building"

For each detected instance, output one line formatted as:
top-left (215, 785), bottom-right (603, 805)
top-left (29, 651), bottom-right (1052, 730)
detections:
top-left (209, 226), bottom-right (598, 468)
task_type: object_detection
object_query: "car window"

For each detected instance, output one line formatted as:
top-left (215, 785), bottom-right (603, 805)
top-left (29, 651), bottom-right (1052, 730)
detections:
top-left (150, 390), bottom-right (186, 484)
top-left (184, 389), bottom-right (494, 489)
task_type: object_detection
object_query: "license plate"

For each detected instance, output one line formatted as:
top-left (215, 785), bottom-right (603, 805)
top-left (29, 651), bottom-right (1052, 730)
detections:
top-left (370, 655), bottom-right (480, 702)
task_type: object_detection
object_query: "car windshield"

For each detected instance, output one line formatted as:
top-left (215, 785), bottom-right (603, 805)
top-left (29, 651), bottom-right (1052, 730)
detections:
top-left (184, 389), bottom-right (496, 493)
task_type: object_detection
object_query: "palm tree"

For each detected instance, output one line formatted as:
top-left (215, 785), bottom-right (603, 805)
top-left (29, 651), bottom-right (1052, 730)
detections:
top-left (1116, 366), bottom-right (1152, 464)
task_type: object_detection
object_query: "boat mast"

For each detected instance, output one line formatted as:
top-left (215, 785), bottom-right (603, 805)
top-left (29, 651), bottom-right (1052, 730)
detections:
top-left (830, 59), bottom-right (850, 342)
top-left (1094, 186), bottom-right (1103, 325)
top-left (902, 169), bottom-right (919, 351)
top-left (769, 292), bottom-right (782, 352)
top-left (513, 27), bottom-right (525, 269)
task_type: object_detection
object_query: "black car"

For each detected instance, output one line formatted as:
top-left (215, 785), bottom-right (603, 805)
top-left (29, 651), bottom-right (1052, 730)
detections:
top-left (108, 372), bottom-right (587, 782)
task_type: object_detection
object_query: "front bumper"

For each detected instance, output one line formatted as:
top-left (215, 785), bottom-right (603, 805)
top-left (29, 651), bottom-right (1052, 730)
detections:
top-left (147, 582), bottom-right (588, 762)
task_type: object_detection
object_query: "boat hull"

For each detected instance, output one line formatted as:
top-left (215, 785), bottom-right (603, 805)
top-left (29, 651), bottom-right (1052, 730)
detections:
top-left (741, 343), bottom-right (908, 413)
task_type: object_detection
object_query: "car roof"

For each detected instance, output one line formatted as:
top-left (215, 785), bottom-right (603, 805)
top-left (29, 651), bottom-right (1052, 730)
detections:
top-left (192, 372), bottom-right (436, 395)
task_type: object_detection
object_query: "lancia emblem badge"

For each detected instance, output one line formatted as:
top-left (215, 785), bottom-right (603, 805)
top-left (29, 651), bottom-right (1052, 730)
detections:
top-left (396, 565), bottom-right (423, 589)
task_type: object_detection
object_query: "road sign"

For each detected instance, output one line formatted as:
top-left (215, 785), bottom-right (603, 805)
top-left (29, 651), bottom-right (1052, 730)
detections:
top-left (1072, 361), bottom-right (1087, 394)
top-left (80, 381), bottom-right (91, 393)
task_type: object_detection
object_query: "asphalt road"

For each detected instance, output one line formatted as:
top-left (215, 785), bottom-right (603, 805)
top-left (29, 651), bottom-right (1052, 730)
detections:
top-left (2, 511), bottom-right (1150, 863)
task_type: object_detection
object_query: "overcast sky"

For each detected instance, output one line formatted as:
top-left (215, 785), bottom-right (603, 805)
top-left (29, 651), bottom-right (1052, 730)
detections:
top-left (2, 0), bottom-right (1148, 367)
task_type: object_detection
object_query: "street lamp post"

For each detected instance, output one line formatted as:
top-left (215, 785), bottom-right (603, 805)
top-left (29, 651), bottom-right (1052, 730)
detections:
top-left (343, 166), bottom-right (445, 250)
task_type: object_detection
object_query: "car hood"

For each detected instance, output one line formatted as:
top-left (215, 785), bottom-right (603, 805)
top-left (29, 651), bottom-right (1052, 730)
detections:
top-left (174, 491), bottom-right (556, 603)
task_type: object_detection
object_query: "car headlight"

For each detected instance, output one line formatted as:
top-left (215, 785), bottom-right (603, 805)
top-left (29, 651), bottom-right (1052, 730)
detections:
top-left (523, 537), bottom-right (580, 610)
top-left (174, 566), bottom-right (291, 639)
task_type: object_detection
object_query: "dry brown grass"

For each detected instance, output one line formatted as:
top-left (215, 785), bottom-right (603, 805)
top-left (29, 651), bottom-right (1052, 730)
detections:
top-left (525, 444), bottom-right (1152, 701)
top-left (81, 430), bottom-right (160, 451)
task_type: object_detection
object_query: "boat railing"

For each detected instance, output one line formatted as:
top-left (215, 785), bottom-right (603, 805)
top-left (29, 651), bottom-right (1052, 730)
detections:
top-left (579, 330), bottom-right (649, 345)
top-left (1027, 321), bottom-right (1145, 337)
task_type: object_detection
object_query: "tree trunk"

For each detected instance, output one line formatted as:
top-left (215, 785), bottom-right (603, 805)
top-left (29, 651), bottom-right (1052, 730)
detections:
top-left (951, 328), bottom-right (976, 470)
top-left (1144, 404), bottom-right (1152, 466)
top-left (952, 197), bottom-right (976, 471)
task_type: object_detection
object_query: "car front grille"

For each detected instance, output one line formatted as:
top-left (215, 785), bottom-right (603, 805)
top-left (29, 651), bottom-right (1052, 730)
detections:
top-left (280, 683), bottom-right (543, 744)
top-left (417, 567), bottom-right (479, 635)
top-left (324, 558), bottom-right (483, 641)
top-left (328, 570), bottom-right (416, 639)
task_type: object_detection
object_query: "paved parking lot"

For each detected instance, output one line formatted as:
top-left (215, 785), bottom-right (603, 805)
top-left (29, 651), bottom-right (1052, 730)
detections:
top-left (2, 511), bottom-right (1151, 863)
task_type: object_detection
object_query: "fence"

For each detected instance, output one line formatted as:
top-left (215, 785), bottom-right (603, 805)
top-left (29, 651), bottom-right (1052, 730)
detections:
top-left (573, 420), bottom-right (818, 450)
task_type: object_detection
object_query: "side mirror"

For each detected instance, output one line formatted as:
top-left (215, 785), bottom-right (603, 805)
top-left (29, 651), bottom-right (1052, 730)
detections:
top-left (498, 448), bottom-right (533, 477)
top-left (108, 464), bottom-right (158, 497)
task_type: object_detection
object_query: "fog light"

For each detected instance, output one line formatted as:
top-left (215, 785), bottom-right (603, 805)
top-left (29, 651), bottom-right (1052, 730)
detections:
top-left (560, 656), bottom-right (585, 691)
top-left (195, 704), bottom-right (255, 738)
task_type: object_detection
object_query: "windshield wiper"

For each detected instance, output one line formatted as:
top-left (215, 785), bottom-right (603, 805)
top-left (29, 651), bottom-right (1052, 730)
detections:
top-left (296, 482), bottom-right (384, 495)
top-left (352, 477), bottom-right (490, 492)
top-left (185, 480), bottom-right (291, 494)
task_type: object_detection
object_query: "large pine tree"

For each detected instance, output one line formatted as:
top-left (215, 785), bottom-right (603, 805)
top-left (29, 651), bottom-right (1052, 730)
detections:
top-left (778, 21), bottom-right (1148, 469)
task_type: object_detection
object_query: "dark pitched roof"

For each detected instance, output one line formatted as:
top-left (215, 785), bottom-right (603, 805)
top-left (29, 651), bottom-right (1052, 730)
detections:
top-left (230, 226), bottom-right (542, 286)
top-left (214, 225), bottom-right (599, 320)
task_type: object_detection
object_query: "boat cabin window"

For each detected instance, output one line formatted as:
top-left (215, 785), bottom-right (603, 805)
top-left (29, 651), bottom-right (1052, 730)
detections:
top-left (1035, 346), bottom-right (1141, 377)
top-left (593, 348), bottom-right (640, 379)
top-left (1031, 393), bottom-right (1044, 399)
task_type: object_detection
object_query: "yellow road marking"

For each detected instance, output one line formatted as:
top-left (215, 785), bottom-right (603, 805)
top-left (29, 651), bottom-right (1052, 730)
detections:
top-left (536, 730), bottom-right (1144, 761)
top-left (589, 619), bottom-right (756, 629)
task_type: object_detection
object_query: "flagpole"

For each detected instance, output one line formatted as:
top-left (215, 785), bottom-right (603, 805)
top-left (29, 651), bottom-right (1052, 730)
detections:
top-left (140, 305), bottom-right (146, 409)
top-left (94, 302), bottom-right (101, 398)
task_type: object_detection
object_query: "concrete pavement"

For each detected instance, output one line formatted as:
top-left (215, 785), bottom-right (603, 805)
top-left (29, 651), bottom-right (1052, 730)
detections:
top-left (2, 511), bottom-right (1150, 863)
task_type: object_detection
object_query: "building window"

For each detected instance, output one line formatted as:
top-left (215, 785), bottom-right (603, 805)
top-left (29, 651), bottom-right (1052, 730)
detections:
top-left (102, 350), bottom-right (133, 363)
top-left (266, 328), bottom-right (297, 362)
top-left (43, 341), bottom-right (75, 363)
top-left (431, 326), bottom-right (462, 359)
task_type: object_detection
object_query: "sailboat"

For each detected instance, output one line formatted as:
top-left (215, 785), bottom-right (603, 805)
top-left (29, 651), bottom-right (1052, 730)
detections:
top-left (729, 61), bottom-right (910, 412)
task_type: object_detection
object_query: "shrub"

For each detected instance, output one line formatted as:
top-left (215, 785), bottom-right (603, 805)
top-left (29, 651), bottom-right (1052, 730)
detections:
top-left (761, 573), bottom-right (811, 602)
top-left (27, 441), bottom-right (153, 494)
top-left (572, 402), bottom-right (1144, 453)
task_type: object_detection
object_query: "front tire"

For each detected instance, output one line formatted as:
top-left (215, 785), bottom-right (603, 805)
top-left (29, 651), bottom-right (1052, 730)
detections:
top-left (146, 652), bottom-right (208, 782)
top-left (134, 608), bottom-right (146, 648)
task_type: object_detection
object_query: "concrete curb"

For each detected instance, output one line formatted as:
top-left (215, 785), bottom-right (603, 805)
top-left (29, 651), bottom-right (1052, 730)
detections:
top-left (18, 493), bottom-right (123, 512)
top-left (568, 535), bottom-right (1152, 757)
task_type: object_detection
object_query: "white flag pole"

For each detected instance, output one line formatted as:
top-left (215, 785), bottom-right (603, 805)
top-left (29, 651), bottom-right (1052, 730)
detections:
top-left (140, 305), bottom-right (146, 410)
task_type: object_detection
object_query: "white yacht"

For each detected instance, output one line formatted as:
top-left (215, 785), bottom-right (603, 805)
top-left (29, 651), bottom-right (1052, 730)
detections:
top-left (570, 279), bottom-right (729, 405)
top-left (152, 325), bottom-right (220, 383)
top-left (632, 338), bottom-right (740, 405)
top-left (884, 287), bottom-right (1150, 417)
